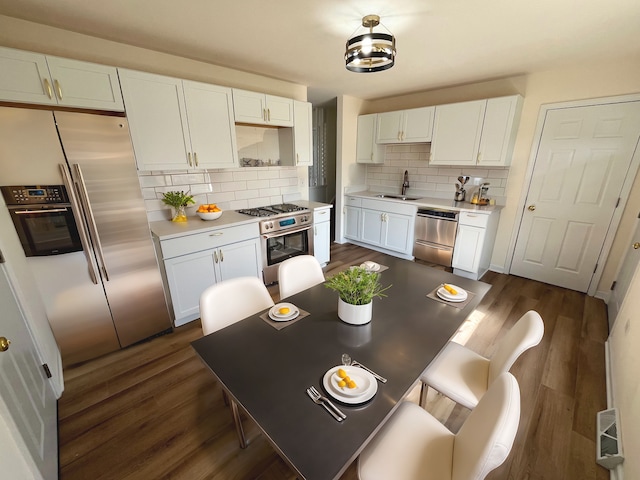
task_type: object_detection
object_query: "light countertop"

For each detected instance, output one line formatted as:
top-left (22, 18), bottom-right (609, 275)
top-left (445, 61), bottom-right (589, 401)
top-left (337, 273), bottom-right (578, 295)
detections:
top-left (149, 201), bottom-right (333, 241)
top-left (345, 191), bottom-right (503, 214)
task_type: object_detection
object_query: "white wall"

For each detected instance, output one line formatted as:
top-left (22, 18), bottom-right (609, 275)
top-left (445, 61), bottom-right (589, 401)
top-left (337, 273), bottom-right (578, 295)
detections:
top-left (335, 95), bottom-right (365, 241)
top-left (608, 260), bottom-right (640, 480)
top-left (364, 56), bottom-right (640, 292)
top-left (0, 15), bottom-right (307, 101)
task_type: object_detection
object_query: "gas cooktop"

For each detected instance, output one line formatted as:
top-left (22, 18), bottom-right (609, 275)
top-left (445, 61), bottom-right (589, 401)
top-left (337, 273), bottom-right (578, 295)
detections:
top-left (237, 203), bottom-right (308, 218)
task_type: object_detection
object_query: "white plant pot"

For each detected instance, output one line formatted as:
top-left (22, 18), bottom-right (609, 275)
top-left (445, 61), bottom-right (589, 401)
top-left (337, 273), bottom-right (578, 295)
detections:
top-left (338, 298), bottom-right (372, 325)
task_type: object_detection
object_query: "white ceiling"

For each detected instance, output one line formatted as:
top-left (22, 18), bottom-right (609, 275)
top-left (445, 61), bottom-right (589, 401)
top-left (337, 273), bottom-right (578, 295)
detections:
top-left (1, 0), bottom-right (639, 103)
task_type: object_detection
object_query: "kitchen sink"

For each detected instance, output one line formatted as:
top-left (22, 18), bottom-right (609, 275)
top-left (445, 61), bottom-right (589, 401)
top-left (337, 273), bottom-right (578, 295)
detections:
top-left (375, 194), bottom-right (421, 201)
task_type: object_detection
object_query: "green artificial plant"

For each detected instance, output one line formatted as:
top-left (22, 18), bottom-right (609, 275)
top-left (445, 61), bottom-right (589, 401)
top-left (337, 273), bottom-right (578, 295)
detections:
top-left (325, 267), bottom-right (391, 305)
top-left (161, 190), bottom-right (195, 208)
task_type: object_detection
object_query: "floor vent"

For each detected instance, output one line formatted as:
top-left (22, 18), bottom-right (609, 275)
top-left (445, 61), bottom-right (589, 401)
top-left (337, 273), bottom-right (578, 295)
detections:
top-left (596, 408), bottom-right (624, 469)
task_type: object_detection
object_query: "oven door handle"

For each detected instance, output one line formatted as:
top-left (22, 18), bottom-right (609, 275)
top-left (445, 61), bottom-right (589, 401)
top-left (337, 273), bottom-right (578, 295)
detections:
top-left (14, 208), bottom-right (70, 214)
top-left (59, 164), bottom-right (100, 285)
top-left (262, 225), bottom-right (312, 239)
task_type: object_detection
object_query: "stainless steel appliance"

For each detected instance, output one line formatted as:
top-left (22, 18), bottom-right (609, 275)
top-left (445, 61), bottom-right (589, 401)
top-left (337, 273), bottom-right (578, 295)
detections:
top-left (1, 185), bottom-right (83, 256)
top-left (413, 208), bottom-right (459, 266)
top-left (0, 107), bottom-right (172, 366)
top-left (237, 203), bottom-right (313, 284)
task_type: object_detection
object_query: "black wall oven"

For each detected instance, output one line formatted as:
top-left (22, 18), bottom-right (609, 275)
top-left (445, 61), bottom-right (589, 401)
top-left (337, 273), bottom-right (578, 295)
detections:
top-left (2, 185), bottom-right (83, 257)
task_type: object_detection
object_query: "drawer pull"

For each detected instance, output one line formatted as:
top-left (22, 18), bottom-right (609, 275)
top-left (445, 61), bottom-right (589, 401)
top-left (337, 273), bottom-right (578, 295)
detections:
top-left (209, 232), bottom-right (224, 237)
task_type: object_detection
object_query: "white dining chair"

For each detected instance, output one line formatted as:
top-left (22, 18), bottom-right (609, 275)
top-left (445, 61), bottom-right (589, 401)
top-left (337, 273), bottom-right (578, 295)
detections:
top-left (420, 309), bottom-right (544, 410)
top-left (358, 372), bottom-right (521, 480)
top-left (200, 276), bottom-right (274, 336)
top-left (199, 276), bottom-right (274, 448)
top-left (277, 254), bottom-right (325, 299)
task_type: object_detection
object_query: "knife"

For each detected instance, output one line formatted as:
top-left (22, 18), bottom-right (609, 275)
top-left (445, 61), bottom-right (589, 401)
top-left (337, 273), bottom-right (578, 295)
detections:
top-left (353, 360), bottom-right (387, 383)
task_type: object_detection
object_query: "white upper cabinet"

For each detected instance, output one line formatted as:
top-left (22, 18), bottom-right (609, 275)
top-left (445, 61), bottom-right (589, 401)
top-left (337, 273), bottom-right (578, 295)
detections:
top-left (477, 95), bottom-right (523, 166)
top-left (119, 69), bottom-right (238, 171)
top-left (232, 88), bottom-right (294, 126)
top-left (430, 95), bottom-right (523, 166)
top-left (357, 114), bottom-right (384, 163)
top-left (0, 46), bottom-right (124, 111)
top-left (430, 100), bottom-right (486, 166)
top-left (376, 106), bottom-right (434, 144)
top-left (119, 70), bottom-right (191, 171)
top-left (182, 80), bottom-right (239, 169)
top-left (293, 100), bottom-right (313, 166)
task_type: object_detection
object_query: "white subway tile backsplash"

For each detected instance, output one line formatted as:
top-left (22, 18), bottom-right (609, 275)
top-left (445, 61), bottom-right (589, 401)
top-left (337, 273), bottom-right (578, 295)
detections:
top-left (364, 145), bottom-right (512, 202)
top-left (171, 173), bottom-right (207, 184)
top-left (246, 179), bottom-right (270, 190)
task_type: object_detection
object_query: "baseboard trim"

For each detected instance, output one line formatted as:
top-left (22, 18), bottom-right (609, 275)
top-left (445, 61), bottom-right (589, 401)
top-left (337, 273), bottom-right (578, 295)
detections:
top-left (605, 340), bottom-right (623, 480)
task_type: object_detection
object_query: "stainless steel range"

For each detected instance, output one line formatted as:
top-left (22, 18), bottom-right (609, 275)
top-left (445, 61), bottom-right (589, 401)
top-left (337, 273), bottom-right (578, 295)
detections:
top-left (237, 203), bottom-right (314, 284)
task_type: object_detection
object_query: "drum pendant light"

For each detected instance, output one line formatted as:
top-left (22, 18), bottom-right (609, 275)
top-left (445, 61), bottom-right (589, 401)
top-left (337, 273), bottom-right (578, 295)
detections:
top-left (345, 14), bottom-right (396, 73)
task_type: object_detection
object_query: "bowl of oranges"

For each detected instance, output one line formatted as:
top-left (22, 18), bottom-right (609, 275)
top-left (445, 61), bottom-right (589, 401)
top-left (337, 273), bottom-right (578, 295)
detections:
top-left (196, 204), bottom-right (222, 220)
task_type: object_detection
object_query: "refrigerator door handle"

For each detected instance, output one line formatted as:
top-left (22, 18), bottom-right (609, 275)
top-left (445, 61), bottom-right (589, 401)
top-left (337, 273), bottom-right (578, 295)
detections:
top-left (59, 164), bottom-right (100, 285)
top-left (72, 163), bottom-right (110, 282)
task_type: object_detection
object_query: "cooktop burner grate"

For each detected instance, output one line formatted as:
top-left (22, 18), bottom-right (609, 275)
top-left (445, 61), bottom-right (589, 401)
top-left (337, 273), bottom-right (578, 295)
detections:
top-left (237, 203), bottom-right (307, 217)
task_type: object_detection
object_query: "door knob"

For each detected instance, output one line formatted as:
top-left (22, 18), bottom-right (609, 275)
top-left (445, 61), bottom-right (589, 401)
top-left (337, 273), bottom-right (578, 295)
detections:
top-left (0, 337), bottom-right (10, 352)
top-left (528, 205), bottom-right (536, 211)
top-left (633, 242), bottom-right (640, 250)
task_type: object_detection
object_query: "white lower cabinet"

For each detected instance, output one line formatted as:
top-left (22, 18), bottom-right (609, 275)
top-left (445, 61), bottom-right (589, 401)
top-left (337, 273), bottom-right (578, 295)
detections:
top-left (344, 196), bottom-right (416, 259)
top-left (158, 224), bottom-right (261, 326)
top-left (314, 206), bottom-right (331, 266)
top-left (452, 211), bottom-right (500, 280)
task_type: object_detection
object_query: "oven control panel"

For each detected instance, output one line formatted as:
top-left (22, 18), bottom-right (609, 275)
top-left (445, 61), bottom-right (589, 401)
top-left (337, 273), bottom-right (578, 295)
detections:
top-left (1, 185), bottom-right (69, 205)
top-left (260, 213), bottom-right (312, 234)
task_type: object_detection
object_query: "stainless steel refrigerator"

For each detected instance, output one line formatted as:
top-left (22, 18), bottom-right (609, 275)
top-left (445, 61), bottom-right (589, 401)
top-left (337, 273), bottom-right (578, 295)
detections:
top-left (0, 107), bottom-right (171, 366)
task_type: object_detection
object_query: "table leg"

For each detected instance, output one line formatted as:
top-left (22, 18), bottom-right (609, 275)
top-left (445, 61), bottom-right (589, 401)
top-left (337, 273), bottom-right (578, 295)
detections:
top-left (419, 382), bottom-right (428, 408)
top-left (230, 398), bottom-right (248, 448)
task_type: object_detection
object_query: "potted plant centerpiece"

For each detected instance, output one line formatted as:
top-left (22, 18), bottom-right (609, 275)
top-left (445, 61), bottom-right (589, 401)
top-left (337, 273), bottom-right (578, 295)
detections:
top-left (161, 190), bottom-right (195, 222)
top-left (325, 266), bottom-right (391, 325)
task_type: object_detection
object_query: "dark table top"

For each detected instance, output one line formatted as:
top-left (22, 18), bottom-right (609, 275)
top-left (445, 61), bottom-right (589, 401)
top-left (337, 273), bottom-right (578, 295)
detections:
top-left (191, 254), bottom-right (491, 480)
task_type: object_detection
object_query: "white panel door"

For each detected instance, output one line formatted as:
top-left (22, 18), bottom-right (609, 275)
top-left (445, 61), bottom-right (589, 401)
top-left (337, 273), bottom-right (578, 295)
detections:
top-left (511, 102), bottom-right (640, 292)
top-left (0, 263), bottom-right (58, 479)
top-left (608, 219), bottom-right (640, 329)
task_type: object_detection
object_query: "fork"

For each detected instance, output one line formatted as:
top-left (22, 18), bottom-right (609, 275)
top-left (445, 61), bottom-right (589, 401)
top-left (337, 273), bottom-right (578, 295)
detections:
top-left (307, 386), bottom-right (345, 421)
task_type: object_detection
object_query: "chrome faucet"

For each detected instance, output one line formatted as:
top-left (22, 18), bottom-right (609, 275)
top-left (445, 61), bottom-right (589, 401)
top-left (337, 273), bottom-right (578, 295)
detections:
top-left (401, 170), bottom-right (410, 196)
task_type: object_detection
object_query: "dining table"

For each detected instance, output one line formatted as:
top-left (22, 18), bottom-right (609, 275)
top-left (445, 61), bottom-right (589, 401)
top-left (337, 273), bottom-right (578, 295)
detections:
top-left (191, 253), bottom-right (491, 480)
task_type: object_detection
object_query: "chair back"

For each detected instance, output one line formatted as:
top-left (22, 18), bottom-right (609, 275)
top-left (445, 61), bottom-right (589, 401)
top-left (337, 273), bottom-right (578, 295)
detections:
top-left (453, 372), bottom-right (521, 480)
top-left (278, 255), bottom-right (325, 299)
top-left (200, 276), bottom-right (274, 336)
top-left (488, 310), bottom-right (544, 384)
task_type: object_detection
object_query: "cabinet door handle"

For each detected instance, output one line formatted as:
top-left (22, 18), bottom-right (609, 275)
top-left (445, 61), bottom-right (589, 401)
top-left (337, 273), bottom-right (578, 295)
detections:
top-left (477, 152), bottom-right (482, 162)
top-left (219, 249), bottom-right (224, 262)
top-left (528, 205), bottom-right (536, 211)
top-left (397, 132), bottom-right (401, 141)
top-left (54, 79), bottom-right (63, 100)
top-left (187, 152), bottom-right (193, 167)
top-left (296, 153), bottom-right (299, 165)
top-left (267, 108), bottom-right (271, 122)
top-left (214, 250), bottom-right (219, 263)
top-left (193, 152), bottom-right (199, 167)
top-left (263, 108), bottom-right (267, 121)
top-left (43, 78), bottom-right (53, 99)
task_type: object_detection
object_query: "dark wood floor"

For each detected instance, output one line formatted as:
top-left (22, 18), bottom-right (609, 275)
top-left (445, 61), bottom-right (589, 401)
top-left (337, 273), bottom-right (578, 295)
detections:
top-left (58, 242), bottom-right (610, 480)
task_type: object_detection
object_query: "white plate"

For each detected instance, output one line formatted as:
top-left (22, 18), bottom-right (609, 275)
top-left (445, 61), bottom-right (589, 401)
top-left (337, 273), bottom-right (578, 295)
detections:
top-left (360, 261), bottom-right (380, 272)
top-left (322, 365), bottom-right (378, 404)
top-left (436, 285), bottom-right (468, 302)
top-left (269, 303), bottom-right (299, 321)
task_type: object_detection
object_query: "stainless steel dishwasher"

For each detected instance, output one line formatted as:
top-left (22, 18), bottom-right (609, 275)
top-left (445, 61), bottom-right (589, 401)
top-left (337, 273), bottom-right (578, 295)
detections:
top-left (413, 208), bottom-right (459, 266)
